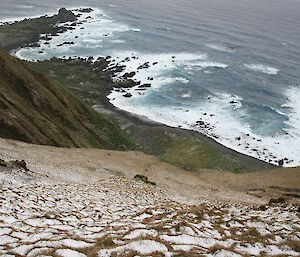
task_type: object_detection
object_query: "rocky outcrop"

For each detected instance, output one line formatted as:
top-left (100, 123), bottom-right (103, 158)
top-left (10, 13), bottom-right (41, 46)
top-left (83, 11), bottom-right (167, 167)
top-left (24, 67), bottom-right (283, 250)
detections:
top-left (0, 159), bottom-right (30, 171)
top-left (0, 8), bottom-right (78, 51)
top-left (134, 174), bottom-right (156, 186)
top-left (57, 8), bottom-right (77, 23)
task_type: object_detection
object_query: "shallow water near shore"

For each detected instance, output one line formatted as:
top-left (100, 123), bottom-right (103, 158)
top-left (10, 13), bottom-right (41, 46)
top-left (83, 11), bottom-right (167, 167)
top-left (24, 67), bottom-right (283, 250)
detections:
top-left (1, 0), bottom-right (300, 167)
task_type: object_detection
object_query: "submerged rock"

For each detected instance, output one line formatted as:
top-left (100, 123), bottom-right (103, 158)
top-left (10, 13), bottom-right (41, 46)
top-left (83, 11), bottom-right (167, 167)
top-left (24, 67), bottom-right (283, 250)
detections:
top-left (123, 93), bottom-right (132, 98)
top-left (278, 159), bottom-right (284, 166)
top-left (57, 41), bottom-right (75, 47)
top-left (137, 62), bottom-right (150, 70)
top-left (26, 42), bottom-right (41, 48)
top-left (139, 83), bottom-right (151, 88)
top-left (123, 72), bottom-right (136, 79)
top-left (78, 8), bottom-right (93, 13)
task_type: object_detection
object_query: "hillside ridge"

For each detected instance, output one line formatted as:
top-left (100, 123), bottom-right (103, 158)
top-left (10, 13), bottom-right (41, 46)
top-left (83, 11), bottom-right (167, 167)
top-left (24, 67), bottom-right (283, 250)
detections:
top-left (0, 48), bottom-right (135, 150)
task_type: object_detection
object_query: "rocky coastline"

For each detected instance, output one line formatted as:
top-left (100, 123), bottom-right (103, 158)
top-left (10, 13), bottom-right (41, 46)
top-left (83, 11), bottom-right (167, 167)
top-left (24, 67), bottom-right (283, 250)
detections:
top-left (0, 7), bottom-right (276, 172)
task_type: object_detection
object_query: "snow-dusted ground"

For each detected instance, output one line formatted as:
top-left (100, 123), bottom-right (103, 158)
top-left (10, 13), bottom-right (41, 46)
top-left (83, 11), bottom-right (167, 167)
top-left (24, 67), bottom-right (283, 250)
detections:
top-left (0, 164), bottom-right (299, 257)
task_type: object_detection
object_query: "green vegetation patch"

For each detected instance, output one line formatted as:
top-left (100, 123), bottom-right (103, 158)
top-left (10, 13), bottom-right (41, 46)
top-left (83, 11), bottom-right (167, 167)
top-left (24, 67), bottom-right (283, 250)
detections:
top-left (160, 137), bottom-right (244, 172)
top-left (26, 58), bottom-right (112, 107)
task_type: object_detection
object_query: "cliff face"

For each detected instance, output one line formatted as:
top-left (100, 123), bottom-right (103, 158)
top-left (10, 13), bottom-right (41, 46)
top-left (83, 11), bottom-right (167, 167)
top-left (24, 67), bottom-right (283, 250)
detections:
top-left (0, 48), bottom-right (135, 150)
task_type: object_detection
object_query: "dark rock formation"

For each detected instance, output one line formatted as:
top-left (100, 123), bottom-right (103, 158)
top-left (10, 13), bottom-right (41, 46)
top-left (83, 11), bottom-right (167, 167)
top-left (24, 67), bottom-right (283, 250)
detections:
top-left (278, 159), bottom-right (284, 166)
top-left (57, 8), bottom-right (77, 23)
top-left (138, 62), bottom-right (150, 70)
top-left (123, 93), bottom-right (132, 98)
top-left (269, 197), bottom-right (286, 205)
top-left (123, 72), bottom-right (136, 79)
top-left (134, 174), bottom-right (156, 186)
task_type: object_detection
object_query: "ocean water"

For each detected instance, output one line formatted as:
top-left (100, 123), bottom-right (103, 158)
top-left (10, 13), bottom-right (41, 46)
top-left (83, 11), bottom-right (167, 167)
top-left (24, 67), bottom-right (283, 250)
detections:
top-left (1, 0), bottom-right (300, 167)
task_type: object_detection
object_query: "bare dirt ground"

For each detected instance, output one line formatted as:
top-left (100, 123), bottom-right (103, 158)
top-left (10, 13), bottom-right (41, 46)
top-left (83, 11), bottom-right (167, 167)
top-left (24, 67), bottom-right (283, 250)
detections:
top-left (0, 138), bottom-right (299, 205)
top-left (0, 137), bottom-right (299, 256)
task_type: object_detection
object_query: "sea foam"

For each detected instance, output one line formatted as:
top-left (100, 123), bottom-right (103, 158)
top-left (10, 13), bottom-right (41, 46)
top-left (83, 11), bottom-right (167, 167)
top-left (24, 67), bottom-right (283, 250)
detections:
top-left (110, 88), bottom-right (300, 167)
top-left (15, 8), bottom-right (132, 61)
top-left (206, 43), bottom-right (235, 53)
top-left (244, 64), bottom-right (279, 75)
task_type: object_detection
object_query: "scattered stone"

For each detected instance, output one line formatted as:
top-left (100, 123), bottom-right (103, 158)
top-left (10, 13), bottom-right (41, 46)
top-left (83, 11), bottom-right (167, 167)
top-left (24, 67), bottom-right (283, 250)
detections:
top-left (0, 159), bottom-right (7, 167)
top-left (258, 205), bottom-right (268, 211)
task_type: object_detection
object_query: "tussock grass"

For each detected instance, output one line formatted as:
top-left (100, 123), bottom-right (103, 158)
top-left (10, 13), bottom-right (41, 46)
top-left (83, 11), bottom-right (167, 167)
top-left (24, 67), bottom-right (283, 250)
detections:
top-left (0, 48), bottom-right (136, 150)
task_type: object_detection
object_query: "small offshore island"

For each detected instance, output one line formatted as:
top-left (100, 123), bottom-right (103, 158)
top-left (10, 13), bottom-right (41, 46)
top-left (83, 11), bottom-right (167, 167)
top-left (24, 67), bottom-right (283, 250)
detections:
top-left (0, 7), bottom-right (299, 257)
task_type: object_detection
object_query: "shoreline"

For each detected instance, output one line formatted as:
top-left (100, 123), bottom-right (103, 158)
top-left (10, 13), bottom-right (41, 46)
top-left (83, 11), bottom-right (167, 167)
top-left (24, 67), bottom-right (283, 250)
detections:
top-left (0, 7), bottom-right (286, 170)
top-left (95, 90), bottom-right (276, 171)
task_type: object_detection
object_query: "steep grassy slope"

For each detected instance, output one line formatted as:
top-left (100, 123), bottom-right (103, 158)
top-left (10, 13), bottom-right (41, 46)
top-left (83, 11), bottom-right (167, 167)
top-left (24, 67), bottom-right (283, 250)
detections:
top-left (0, 48), bottom-right (136, 150)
